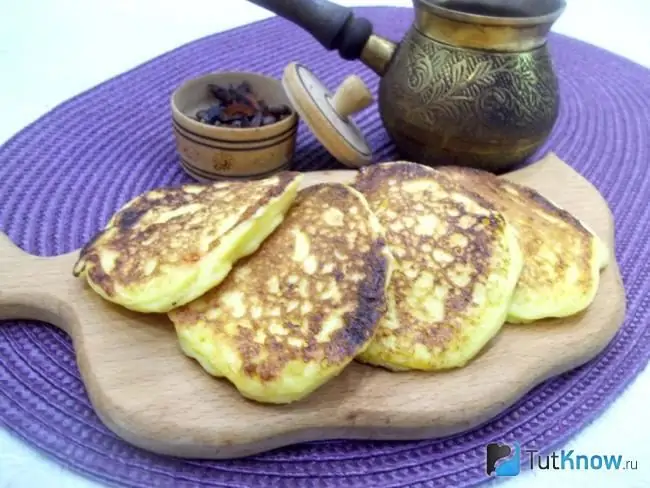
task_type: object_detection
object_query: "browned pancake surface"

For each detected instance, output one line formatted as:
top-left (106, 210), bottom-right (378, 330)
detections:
top-left (354, 162), bottom-right (521, 370)
top-left (169, 183), bottom-right (392, 403)
top-left (437, 165), bottom-right (606, 322)
top-left (73, 173), bottom-right (299, 299)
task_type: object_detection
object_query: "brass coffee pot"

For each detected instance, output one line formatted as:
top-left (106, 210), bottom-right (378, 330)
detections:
top-left (248, 0), bottom-right (566, 172)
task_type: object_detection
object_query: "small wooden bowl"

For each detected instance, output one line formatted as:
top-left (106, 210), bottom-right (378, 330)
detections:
top-left (170, 72), bottom-right (298, 181)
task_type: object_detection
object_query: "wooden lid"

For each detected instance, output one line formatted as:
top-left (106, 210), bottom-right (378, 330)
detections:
top-left (282, 62), bottom-right (373, 168)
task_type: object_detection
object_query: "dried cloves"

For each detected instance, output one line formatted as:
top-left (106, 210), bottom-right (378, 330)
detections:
top-left (195, 81), bottom-right (292, 128)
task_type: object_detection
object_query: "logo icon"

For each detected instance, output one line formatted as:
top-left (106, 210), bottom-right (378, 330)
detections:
top-left (486, 442), bottom-right (521, 477)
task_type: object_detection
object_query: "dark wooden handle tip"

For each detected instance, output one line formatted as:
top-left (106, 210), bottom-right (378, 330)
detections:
top-left (248, 0), bottom-right (373, 60)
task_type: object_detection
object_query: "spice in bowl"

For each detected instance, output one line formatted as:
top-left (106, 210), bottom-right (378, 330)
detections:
top-left (195, 82), bottom-right (293, 129)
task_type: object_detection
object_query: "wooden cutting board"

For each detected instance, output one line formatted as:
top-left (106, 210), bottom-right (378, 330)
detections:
top-left (0, 153), bottom-right (625, 459)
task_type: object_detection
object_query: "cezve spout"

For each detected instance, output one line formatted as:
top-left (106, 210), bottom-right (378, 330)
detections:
top-left (246, 0), bottom-right (397, 76)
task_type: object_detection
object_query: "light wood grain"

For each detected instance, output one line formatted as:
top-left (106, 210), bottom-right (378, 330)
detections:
top-left (282, 62), bottom-right (373, 168)
top-left (330, 75), bottom-right (374, 119)
top-left (0, 153), bottom-right (625, 459)
top-left (171, 71), bottom-right (299, 181)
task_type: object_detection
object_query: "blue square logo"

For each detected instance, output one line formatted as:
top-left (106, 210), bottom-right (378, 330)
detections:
top-left (486, 442), bottom-right (520, 477)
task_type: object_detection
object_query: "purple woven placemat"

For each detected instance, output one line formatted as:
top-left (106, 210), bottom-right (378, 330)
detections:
top-left (0, 6), bottom-right (649, 488)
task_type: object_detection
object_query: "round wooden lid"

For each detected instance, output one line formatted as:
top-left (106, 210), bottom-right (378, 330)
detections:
top-left (282, 62), bottom-right (373, 168)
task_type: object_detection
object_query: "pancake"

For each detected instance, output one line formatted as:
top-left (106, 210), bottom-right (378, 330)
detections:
top-left (73, 172), bottom-right (303, 313)
top-left (168, 183), bottom-right (394, 404)
top-left (437, 165), bottom-right (609, 323)
top-left (353, 162), bottom-right (523, 371)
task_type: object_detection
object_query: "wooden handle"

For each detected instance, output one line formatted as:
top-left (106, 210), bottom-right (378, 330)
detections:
top-left (330, 75), bottom-right (373, 119)
top-left (246, 0), bottom-right (373, 60)
top-left (0, 231), bottom-right (78, 332)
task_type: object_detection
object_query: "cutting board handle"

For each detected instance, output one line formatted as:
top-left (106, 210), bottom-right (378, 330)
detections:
top-left (0, 231), bottom-right (77, 333)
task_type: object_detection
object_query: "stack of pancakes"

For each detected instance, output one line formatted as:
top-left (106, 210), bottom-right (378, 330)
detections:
top-left (74, 162), bottom-right (609, 404)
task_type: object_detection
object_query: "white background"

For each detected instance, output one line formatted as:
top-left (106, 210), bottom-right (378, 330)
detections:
top-left (0, 1), bottom-right (649, 487)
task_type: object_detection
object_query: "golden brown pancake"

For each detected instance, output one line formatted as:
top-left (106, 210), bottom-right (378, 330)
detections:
top-left (353, 161), bottom-right (523, 371)
top-left (168, 183), bottom-right (394, 404)
top-left (73, 172), bottom-right (302, 313)
top-left (437, 165), bottom-right (609, 322)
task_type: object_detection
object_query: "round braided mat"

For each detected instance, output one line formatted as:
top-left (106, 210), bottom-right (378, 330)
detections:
top-left (1, 7), bottom-right (649, 488)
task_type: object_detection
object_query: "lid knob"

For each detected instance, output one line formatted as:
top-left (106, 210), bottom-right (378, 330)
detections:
top-left (330, 75), bottom-right (373, 120)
